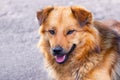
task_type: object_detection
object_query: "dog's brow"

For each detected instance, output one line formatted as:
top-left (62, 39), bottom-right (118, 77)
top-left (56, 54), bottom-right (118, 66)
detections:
top-left (67, 24), bottom-right (78, 27)
top-left (48, 26), bottom-right (56, 29)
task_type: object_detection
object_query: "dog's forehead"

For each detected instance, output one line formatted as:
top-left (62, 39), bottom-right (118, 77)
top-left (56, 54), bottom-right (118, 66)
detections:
top-left (46, 7), bottom-right (78, 27)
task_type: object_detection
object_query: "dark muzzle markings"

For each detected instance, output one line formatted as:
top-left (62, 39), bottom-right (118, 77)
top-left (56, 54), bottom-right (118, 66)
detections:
top-left (52, 44), bottom-right (76, 64)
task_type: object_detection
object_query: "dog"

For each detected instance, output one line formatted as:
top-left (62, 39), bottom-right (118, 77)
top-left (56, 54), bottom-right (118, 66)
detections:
top-left (36, 6), bottom-right (120, 80)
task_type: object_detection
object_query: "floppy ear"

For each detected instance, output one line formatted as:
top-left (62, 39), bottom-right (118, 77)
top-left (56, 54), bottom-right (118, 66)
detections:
top-left (36, 7), bottom-right (54, 25)
top-left (71, 6), bottom-right (92, 27)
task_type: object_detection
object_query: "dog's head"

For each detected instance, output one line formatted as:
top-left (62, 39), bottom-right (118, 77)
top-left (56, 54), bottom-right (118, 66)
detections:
top-left (37, 6), bottom-right (100, 64)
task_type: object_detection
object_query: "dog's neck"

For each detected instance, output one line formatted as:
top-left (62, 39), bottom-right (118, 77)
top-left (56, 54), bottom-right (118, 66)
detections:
top-left (47, 51), bottom-right (103, 80)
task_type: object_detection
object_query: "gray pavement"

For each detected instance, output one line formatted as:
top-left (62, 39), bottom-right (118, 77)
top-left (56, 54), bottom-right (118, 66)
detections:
top-left (0, 0), bottom-right (120, 80)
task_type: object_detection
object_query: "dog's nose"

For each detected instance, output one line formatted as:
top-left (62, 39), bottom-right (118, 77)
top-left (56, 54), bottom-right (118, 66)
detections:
top-left (52, 46), bottom-right (63, 55)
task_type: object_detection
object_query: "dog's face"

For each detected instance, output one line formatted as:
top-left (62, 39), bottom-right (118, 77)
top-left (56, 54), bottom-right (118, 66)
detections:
top-left (37, 6), bottom-right (99, 64)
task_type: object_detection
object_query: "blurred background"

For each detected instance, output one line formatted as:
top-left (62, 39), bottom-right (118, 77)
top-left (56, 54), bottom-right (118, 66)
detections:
top-left (0, 0), bottom-right (120, 80)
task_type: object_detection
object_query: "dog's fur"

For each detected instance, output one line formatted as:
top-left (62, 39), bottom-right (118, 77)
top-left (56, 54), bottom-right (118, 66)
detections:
top-left (36, 6), bottom-right (120, 80)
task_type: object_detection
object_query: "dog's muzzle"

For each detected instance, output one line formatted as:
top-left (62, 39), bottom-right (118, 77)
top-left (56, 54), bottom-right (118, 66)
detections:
top-left (52, 44), bottom-right (76, 64)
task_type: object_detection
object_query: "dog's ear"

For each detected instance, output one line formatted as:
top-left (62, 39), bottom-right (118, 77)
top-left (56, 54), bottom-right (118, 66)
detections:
top-left (71, 6), bottom-right (92, 27)
top-left (37, 7), bottom-right (54, 25)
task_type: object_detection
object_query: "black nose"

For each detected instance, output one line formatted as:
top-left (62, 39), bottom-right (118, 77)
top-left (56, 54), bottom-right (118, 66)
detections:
top-left (52, 46), bottom-right (63, 55)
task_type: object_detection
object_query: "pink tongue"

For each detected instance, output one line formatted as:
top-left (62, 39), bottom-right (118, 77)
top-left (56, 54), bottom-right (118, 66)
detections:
top-left (55, 55), bottom-right (66, 63)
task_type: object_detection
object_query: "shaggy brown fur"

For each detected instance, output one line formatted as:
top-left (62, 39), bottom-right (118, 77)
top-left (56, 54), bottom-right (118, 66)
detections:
top-left (36, 6), bottom-right (120, 80)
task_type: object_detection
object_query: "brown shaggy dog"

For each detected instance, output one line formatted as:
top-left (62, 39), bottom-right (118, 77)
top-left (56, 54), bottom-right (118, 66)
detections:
top-left (36, 6), bottom-right (120, 80)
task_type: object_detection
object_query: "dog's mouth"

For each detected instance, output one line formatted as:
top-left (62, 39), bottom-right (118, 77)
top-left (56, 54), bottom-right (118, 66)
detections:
top-left (55, 55), bottom-right (67, 63)
top-left (55, 44), bottom-right (76, 64)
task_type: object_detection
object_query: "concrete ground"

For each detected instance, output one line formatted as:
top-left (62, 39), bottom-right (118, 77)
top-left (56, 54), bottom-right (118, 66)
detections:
top-left (0, 0), bottom-right (120, 80)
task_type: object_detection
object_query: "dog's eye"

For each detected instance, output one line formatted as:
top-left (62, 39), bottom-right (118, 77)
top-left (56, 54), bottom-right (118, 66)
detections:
top-left (48, 30), bottom-right (55, 35)
top-left (67, 30), bottom-right (75, 35)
